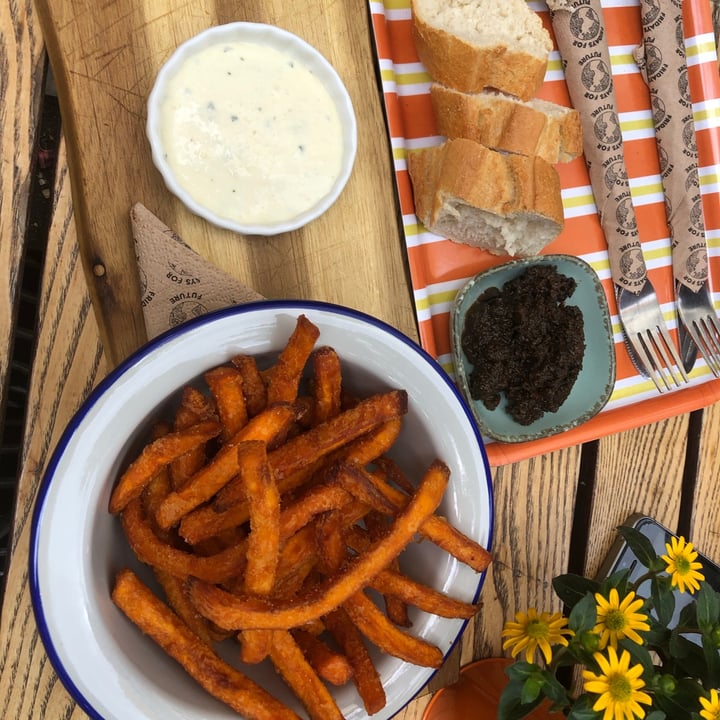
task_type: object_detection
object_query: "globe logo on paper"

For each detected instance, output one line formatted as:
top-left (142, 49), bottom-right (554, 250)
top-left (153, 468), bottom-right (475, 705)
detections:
top-left (603, 158), bottom-right (627, 192)
top-left (615, 196), bottom-right (637, 235)
top-left (569, 6), bottom-right (601, 44)
top-left (686, 249), bottom-right (709, 283)
top-left (594, 109), bottom-right (621, 147)
top-left (640, 0), bottom-right (661, 28)
top-left (643, 43), bottom-right (665, 83)
top-left (620, 247), bottom-right (645, 281)
top-left (169, 301), bottom-right (208, 327)
top-left (580, 58), bottom-right (611, 96)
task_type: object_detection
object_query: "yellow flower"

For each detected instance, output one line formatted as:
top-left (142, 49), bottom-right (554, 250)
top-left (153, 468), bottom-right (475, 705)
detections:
top-left (662, 536), bottom-right (705, 594)
top-left (582, 646), bottom-right (652, 720)
top-left (594, 588), bottom-right (650, 650)
top-left (700, 688), bottom-right (720, 720)
top-left (501, 608), bottom-right (573, 664)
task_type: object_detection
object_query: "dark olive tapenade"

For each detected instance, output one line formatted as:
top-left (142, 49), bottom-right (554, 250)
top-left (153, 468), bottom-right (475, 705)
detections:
top-left (460, 264), bottom-right (585, 425)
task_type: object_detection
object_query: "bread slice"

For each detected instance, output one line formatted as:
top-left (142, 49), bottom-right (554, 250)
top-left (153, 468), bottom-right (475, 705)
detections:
top-left (430, 84), bottom-right (583, 164)
top-left (411, 0), bottom-right (552, 101)
top-left (407, 138), bottom-right (564, 257)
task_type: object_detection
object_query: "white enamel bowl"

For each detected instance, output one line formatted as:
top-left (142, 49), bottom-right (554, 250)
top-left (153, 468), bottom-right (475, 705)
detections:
top-left (30, 300), bottom-right (493, 720)
top-left (146, 23), bottom-right (357, 235)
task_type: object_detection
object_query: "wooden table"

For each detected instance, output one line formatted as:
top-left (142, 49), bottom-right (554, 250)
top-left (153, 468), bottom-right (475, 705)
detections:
top-left (1, 1), bottom-right (720, 718)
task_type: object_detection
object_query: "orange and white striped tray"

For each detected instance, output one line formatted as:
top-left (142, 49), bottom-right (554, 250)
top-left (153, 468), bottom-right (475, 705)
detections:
top-left (369, 0), bottom-right (720, 465)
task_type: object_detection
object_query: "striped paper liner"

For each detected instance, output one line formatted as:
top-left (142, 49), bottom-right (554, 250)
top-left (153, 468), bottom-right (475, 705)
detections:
top-left (369, 0), bottom-right (720, 465)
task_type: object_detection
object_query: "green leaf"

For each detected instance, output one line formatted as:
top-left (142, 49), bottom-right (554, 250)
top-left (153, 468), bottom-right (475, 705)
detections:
top-left (566, 695), bottom-right (600, 720)
top-left (645, 712), bottom-right (666, 720)
top-left (701, 631), bottom-right (720, 687)
top-left (568, 592), bottom-right (598, 635)
top-left (651, 576), bottom-right (676, 628)
top-left (520, 676), bottom-right (543, 705)
top-left (506, 661), bottom-right (541, 681)
top-left (539, 669), bottom-right (570, 706)
top-left (619, 637), bottom-right (655, 678)
top-left (617, 524), bottom-right (659, 569)
top-left (678, 599), bottom-right (698, 629)
top-left (696, 583), bottom-right (720, 633)
top-left (599, 567), bottom-right (632, 597)
top-left (666, 634), bottom-right (708, 679)
top-left (653, 693), bottom-right (696, 720)
top-left (497, 678), bottom-right (545, 720)
top-left (645, 616), bottom-right (671, 648)
top-left (553, 574), bottom-right (599, 609)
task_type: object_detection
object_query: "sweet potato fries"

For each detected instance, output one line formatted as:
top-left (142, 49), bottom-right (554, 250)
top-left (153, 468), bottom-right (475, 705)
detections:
top-left (109, 314), bottom-right (491, 719)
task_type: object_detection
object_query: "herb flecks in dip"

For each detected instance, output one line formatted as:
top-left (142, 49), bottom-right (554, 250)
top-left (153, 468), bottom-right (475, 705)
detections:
top-left (461, 265), bottom-right (585, 425)
top-left (159, 40), bottom-right (344, 225)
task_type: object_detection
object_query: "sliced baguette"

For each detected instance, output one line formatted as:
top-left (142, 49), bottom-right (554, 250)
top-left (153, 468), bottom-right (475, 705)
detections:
top-left (411, 0), bottom-right (552, 101)
top-left (407, 138), bottom-right (564, 257)
top-left (430, 84), bottom-right (583, 164)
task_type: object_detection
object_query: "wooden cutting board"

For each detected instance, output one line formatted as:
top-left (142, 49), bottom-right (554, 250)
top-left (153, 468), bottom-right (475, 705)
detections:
top-left (34, 0), bottom-right (417, 367)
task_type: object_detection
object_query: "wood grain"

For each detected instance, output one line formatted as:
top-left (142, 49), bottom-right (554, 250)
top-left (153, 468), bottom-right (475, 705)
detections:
top-left (0, 0), bottom-right (47, 428)
top-left (689, 401), bottom-right (720, 559)
top-left (584, 415), bottom-right (692, 578)
top-left (0, 139), bottom-right (106, 719)
top-left (33, 0), bottom-right (416, 367)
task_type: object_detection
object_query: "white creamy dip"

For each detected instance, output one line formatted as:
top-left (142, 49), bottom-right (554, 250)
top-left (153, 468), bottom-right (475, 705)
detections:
top-left (158, 40), bottom-right (345, 226)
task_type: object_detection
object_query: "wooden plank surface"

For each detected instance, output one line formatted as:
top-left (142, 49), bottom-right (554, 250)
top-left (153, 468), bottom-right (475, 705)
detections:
top-left (0, 0), bottom-right (47, 429)
top-left (0, 138), bottom-right (109, 720)
top-left (33, 0), bottom-right (417, 367)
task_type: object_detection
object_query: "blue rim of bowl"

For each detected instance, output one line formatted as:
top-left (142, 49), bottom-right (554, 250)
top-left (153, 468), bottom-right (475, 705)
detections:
top-left (29, 298), bottom-right (494, 720)
top-left (451, 255), bottom-right (616, 444)
top-left (146, 23), bottom-right (358, 236)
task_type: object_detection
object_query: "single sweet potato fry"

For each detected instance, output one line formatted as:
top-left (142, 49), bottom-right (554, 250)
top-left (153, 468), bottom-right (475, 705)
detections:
top-left (268, 629), bottom-right (344, 720)
top-left (205, 365), bottom-right (248, 441)
top-left (370, 568), bottom-right (478, 619)
top-left (112, 569), bottom-right (300, 720)
top-left (231, 354), bottom-right (267, 417)
top-left (342, 590), bottom-right (444, 667)
top-left (338, 417), bottom-right (402, 466)
top-left (325, 607), bottom-right (386, 714)
top-left (240, 628), bottom-right (273, 665)
top-left (328, 462), bottom-right (397, 517)
top-left (170, 387), bottom-right (217, 490)
top-left (365, 465), bottom-right (492, 573)
top-left (156, 404), bottom-right (296, 530)
top-left (264, 315), bottom-right (320, 405)
top-left (311, 346), bottom-right (342, 425)
top-left (187, 460), bottom-right (449, 630)
top-left (121, 499), bottom-right (246, 584)
top-left (292, 628), bottom-right (354, 686)
top-left (364, 511), bottom-right (410, 627)
top-left (109, 420), bottom-right (222, 514)
top-left (154, 569), bottom-right (218, 645)
top-left (279, 483), bottom-right (353, 541)
top-left (315, 510), bottom-right (346, 576)
top-left (240, 441), bottom-right (280, 596)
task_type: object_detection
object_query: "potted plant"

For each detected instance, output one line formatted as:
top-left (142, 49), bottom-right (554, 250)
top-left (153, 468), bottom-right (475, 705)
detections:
top-left (499, 527), bottom-right (720, 720)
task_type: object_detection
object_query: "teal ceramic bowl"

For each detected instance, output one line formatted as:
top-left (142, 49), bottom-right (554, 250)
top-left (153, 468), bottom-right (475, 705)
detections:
top-left (451, 254), bottom-right (616, 443)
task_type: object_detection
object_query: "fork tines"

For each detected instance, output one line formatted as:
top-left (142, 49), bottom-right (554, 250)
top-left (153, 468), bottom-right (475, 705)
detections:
top-left (634, 324), bottom-right (690, 392)
top-left (687, 314), bottom-right (720, 378)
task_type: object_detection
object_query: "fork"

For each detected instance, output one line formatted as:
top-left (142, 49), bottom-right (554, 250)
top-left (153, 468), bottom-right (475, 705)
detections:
top-left (548, 0), bottom-right (688, 393)
top-left (638, 0), bottom-right (720, 378)
top-left (676, 282), bottom-right (720, 377)
top-left (618, 284), bottom-right (689, 391)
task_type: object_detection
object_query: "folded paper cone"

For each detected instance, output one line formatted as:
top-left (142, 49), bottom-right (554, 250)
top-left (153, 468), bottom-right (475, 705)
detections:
top-left (130, 202), bottom-right (265, 339)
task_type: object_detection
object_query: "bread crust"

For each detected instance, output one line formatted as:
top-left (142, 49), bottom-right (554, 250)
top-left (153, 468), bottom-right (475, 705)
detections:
top-left (411, 2), bottom-right (549, 100)
top-left (430, 84), bottom-right (582, 164)
top-left (408, 139), bottom-right (564, 255)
